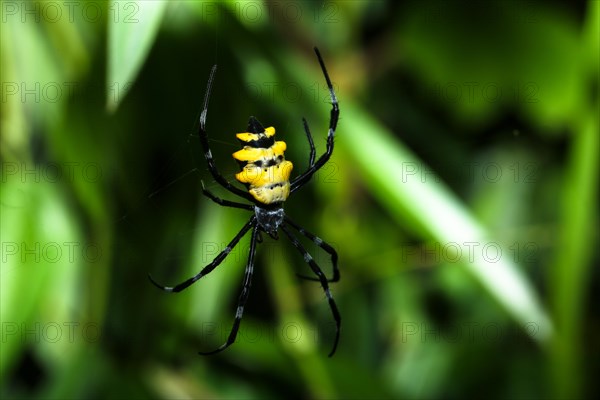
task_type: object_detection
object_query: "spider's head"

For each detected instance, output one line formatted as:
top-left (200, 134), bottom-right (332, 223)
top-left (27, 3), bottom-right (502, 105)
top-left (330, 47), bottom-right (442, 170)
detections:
top-left (254, 206), bottom-right (284, 239)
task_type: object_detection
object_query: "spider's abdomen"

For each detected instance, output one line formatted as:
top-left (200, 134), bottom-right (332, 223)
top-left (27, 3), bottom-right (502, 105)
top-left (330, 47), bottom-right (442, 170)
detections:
top-left (232, 118), bottom-right (293, 204)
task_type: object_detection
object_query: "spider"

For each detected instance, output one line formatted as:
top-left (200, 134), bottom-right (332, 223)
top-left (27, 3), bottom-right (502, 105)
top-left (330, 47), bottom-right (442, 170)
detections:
top-left (150, 47), bottom-right (340, 357)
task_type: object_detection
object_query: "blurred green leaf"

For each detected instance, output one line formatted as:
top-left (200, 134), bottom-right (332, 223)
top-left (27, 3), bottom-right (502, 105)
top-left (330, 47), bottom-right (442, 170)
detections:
top-left (340, 101), bottom-right (553, 342)
top-left (550, 112), bottom-right (598, 398)
top-left (107, 0), bottom-right (167, 112)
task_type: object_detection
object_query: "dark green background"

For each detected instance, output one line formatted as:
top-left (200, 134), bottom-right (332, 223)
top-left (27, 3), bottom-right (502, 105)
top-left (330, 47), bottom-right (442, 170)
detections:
top-left (1, 1), bottom-right (598, 398)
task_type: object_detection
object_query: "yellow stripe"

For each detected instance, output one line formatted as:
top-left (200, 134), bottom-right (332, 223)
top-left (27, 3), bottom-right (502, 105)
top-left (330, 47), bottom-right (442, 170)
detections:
top-left (235, 160), bottom-right (293, 188)
top-left (236, 126), bottom-right (276, 142)
top-left (232, 141), bottom-right (287, 162)
top-left (249, 183), bottom-right (290, 204)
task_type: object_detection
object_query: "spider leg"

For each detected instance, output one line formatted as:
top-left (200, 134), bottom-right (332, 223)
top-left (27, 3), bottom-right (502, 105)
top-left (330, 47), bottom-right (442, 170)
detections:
top-left (201, 180), bottom-right (253, 210)
top-left (149, 217), bottom-right (256, 293)
top-left (199, 225), bottom-right (260, 355)
top-left (281, 224), bottom-right (341, 357)
top-left (302, 117), bottom-right (316, 167)
top-left (199, 65), bottom-right (257, 203)
top-left (284, 217), bottom-right (339, 283)
top-left (291, 47), bottom-right (339, 193)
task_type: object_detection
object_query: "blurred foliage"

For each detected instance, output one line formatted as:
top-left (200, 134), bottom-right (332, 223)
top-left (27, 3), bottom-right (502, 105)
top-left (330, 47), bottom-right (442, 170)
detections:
top-left (1, 1), bottom-right (598, 399)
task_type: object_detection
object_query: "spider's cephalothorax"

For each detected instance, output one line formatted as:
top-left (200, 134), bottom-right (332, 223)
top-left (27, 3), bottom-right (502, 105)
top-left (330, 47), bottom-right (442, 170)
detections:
top-left (254, 206), bottom-right (284, 238)
top-left (150, 47), bottom-right (341, 357)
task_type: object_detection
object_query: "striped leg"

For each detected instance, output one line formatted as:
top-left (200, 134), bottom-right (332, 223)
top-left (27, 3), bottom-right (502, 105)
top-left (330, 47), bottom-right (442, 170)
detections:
top-left (199, 65), bottom-right (257, 203)
top-left (149, 217), bottom-right (255, 293)
top-left (201, 181), bottom-right (253, 210)
top-left (284, 217), bottom-right (339, 283)
top-left (302, 117), bottom-right (316, 167)
top-left (199, 225), bottom-right (260, 355)
top-left (281, 224), bottom-right (341, 357)
top-left (291, 48), bottom-right (339, 193)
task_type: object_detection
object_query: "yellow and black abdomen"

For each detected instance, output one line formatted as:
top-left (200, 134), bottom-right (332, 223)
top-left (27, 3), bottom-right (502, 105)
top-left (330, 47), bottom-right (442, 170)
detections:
top-left (232, 117), bottom-right (293, 204)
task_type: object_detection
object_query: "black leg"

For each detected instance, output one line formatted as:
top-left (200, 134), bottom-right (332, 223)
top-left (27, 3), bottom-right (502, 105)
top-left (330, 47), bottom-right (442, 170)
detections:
top-left (281, 224), bottom-right (341, 357)
top-left (149, 217), bottom-right (256, 293)
top-left (284, 217), bottom-right (339, 283)
top-left (302, 117), bottom-right (316, 167)
top-left (199, 225), bottom-right (260, 355)
top-left (201, 181), bottom-right (253, 210)
top-left (199, 65), bottom-right (257, 203)
top-left (290, 47), bottom-right (339, 193)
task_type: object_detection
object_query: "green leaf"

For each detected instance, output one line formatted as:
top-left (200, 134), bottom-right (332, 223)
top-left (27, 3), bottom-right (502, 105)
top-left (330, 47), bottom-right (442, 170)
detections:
top-left (342, 102), bottom-right (553, 343)
top-left (550, 112), bottom-right (599, 398)
top-left (107, 0), bottom-right (168, 112)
